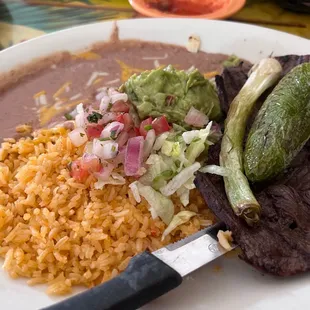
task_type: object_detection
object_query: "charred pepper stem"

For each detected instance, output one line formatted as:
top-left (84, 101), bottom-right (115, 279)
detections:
top-left (220, 58), bottom-right (282, 225)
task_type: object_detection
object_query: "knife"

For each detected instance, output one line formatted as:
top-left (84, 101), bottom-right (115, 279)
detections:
top-left (43, 222), bottom-right (231, 310)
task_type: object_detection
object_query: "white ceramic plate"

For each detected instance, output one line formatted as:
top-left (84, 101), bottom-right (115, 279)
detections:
top-left (0, 18), bottom-right (309, 310)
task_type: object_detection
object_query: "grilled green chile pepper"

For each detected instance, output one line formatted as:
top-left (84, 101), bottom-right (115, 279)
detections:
top-left (244, 63), bottom-right (310, 183)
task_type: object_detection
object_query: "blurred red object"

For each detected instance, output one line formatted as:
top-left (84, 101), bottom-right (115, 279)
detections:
top-left (129, 0), bottom-right (246, 19)
top-left (145, 0), bottom-right (223, 15)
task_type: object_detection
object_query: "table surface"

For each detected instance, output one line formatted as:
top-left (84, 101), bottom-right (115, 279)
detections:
top-left (0, 0), bottom-right (309, 50)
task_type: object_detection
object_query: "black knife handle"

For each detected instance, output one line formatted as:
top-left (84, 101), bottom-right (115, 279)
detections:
top-left (42, 252), bottom-right (182, 310)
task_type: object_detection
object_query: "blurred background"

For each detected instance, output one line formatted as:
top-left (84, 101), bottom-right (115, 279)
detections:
top-left (0, 0), bottom-right (309, 51)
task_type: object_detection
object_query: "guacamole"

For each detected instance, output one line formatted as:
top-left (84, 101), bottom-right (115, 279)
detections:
top-left (123, 65), bottom-right (222, 125)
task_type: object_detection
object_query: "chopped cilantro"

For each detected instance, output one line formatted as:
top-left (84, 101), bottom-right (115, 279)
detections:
top-left (111, 145), bottom-right (116, 152)
top-left (144, 124), bottom-right (153, 131)
top-left (110, 130), bottom-right (117, 139)
top-left (99, 137), bottom-right (111, 141)
top-left (87, 111), bottom-right (103, 123)
top-left (80, 133), bottom-right (85, 137)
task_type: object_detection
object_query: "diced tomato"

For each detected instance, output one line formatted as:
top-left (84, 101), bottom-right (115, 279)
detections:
top-left (116, 113), bottom-right (124, 123)
top-left (110, 101), bottom-right (130, 113)
top-left (86, 124), bottom-right (103, 140)
top-left (139, 117), bottom-right (153, 137)
top-left (70, 160), bottom-right (90, 182)
top-left (117, 113), bottom-right (133, 132)
top-left (81, 155), bottom-right (102, 173)
top-left (152, 116), bottom-right (171, 135)
top-left (150, 228), bottom-right (159, 237)
top-left (134, 127), bottom-right (140, 136)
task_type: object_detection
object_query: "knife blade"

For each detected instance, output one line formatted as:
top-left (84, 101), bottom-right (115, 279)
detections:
top-left (43, 222), bottom-right (233, 310)
top-left (153, 221), bottom-right (231, 277)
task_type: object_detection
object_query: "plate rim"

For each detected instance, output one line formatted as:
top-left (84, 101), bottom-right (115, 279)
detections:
top-left (0, 17), bottom-right (310, 310)
top-left (1, 18), bottom-right (310, 58)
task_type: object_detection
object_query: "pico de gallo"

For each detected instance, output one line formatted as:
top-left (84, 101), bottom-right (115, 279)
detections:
top-left (66, 86), bottom-right (221, 239)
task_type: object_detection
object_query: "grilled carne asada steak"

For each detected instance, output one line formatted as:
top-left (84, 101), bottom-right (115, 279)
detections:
top-left (196, 55), bottom-right (310, 276)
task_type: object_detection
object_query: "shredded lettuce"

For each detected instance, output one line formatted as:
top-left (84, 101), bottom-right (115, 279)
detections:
top-left (152, 170), bottom-right (176, 190)
top-left (94, 172), bottom-right (126, 189)
top-left (134, 121), bottom-right (218, 223)
top-left (176, 176), bottom-right (196, 206)
top-left (183, 176), bottom-right (196, 190)
top-left (143, 129), bottom-right (156, 159)
top-left (185, 138), bottom-right (206, 164)
top-left (182, 121), bottom-right (213, 144)
top-left (176, 186), bottom-right (190, 206)
top-left (162, 211), bottom-right (196, 240)
top-left (137, 183), bottom-right (174, 225)
top-left (161, 140), bottom-right (174, 156)
top-left (161, 140), bottom-right (184, 158)
top-left (153, 132), bottom-right (170, 151)
top-left (160, 162), bottom-right (201, 196)
top-left (170, 142), bottom-right (182, 158)
top-left (139, 154), bottom-right (173, 185)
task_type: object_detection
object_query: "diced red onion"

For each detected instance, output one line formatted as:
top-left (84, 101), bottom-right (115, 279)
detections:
top-left (209, 123), bottom-right (222, 142)
top-left (111, 93), bottom-right (128, 104)
top-left (76, 103), bottom-right (84, 114)
top-left (92, 139), bottom-right (118, 159)
top-left (184, 107), bottom-right (209, 128)
top-left (143, 129), bottom-right (156, 159)
top-left (81, 152), bottom-right (97, 161)
top-left (68, 127), bottom-right (88, 147)
top-left (108, 88), bottom-right (118, 96)
top-left (100, 121), bottom-right (124, 139)
top-left (75, 104), bottom-right (85, 128)
top-left (96, 90), bottom-right (107, 101)
top-left (68, 108), bottom-right (78, 118)
top-left (99, 95), bottom-right (111, 112)
top-left (93, 161), bottom-right (114, 181)
top-left (124, 136), bottom-right (144, 176)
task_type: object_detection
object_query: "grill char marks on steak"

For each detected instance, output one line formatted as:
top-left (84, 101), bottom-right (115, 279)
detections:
top-left (196, 55), bottom-right (310, 276)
